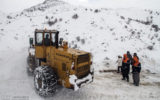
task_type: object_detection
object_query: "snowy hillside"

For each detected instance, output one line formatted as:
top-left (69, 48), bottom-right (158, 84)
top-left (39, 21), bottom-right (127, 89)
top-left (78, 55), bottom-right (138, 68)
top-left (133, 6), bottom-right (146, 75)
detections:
top-left (1, 0), bottom-right (160, 73)
top-left (0, 0), bottom-right (160, 100)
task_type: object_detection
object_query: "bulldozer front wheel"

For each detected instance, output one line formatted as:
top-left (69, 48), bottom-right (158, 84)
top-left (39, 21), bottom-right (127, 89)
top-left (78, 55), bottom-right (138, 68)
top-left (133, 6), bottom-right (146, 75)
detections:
top-left (34, 66), bottom-right (57, 96)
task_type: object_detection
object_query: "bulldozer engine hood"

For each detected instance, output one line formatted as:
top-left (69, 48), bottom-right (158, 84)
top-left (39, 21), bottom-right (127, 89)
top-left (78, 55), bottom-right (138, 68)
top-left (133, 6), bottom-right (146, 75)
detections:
top-left (58, 48), bottom-right (89, 56)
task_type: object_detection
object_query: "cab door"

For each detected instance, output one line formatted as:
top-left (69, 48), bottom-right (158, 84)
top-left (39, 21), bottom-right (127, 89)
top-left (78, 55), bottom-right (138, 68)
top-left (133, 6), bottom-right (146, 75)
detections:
top-left (35, 32), bottom-right (45, 58)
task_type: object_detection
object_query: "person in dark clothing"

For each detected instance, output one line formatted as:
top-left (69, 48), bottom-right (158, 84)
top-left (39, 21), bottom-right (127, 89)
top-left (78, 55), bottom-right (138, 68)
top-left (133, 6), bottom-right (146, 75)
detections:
top-left (44, 34), bottom-right (50, 46)
top-left (132, 53), bottom-right (141, 86)
top-left (121, 54), bottom-right (130, 82)
top-left (127, 51), bottom-right (133, 73)
top-left (127, 51), bottom-right (133, 61)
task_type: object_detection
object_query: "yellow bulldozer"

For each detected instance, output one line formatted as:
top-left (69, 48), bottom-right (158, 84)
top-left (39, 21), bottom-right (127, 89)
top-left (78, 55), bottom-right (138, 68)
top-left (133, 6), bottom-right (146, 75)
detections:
top-left (27, 29), bottom-right (93, 96)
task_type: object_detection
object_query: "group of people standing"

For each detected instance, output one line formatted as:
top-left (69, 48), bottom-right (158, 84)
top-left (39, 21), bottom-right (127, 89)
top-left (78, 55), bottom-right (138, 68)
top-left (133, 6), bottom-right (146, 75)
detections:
top-left (117, 51), bottom-right (141, 86)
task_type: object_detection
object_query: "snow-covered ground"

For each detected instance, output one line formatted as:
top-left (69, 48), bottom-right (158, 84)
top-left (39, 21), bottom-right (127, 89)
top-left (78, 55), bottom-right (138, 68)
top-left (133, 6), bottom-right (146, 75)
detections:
top-left (0, 0), bottom-right (160, 100)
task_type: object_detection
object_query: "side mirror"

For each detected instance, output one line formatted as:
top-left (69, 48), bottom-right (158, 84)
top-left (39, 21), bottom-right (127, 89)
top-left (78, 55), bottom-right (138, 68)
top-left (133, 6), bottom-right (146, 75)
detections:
top-left (29, 38), bottom-right (33, 48)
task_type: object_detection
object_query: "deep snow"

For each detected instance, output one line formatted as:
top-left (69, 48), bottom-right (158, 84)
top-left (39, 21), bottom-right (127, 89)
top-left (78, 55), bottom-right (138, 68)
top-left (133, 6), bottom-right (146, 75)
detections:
top-left (0, 0), bottom-right (160, 100)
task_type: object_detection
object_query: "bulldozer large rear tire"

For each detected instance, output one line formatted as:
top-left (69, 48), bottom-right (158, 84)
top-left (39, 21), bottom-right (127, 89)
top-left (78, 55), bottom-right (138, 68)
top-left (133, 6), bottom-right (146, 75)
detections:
top-left (34, 66), bottom-right (57, 96)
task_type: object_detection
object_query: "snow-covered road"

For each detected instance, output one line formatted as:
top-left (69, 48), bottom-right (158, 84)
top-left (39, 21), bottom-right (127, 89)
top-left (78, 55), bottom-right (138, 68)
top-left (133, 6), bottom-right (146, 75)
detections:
top-left (0, 48), bottom-right (159, 100)
top-left (0, 49), bottom-right (41, 100)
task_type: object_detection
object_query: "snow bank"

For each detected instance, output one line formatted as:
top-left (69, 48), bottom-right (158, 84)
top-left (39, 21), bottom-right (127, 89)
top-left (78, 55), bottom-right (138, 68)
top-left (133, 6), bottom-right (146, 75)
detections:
top-left (69, 74), bottom-right (93, 91)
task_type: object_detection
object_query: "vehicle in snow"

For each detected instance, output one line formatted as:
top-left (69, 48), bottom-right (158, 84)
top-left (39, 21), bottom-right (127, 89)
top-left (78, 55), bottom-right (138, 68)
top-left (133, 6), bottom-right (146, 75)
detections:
top-left (27, 29), bottom-right (94, 96)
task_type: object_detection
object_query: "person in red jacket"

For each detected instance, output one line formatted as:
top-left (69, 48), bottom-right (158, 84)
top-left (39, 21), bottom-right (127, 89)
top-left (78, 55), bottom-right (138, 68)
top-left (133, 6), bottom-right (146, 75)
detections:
top-left (132, 53), bottom-right (141, 86)
top-left (121, 54), bottom-right (130, 82)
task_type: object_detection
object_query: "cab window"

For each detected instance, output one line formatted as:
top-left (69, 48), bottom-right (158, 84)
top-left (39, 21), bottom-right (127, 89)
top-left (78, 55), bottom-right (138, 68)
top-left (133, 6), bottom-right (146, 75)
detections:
top-left (51, 33), bottom-right (56, 46)
top-left (36, 33), bottom-right (43, 45)
top-left (44, 33), bottom-right (50, 46)
top-left (44, 33), bottom-right (50, 39)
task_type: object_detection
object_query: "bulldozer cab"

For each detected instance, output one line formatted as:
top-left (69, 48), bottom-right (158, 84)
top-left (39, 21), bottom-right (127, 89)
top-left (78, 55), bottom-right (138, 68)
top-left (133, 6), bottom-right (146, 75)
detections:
top-left (34, 29), bottom-right (59, 59)
top-left (35, 29), bottom-right (59, 47)
top-left (28, 29), bottom-right (93, 94)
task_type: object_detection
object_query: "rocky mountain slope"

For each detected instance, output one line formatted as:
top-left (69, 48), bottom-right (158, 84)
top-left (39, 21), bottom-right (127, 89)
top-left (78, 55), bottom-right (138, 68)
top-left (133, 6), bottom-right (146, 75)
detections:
top-left (1, 0), bottom-right (160, 73)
